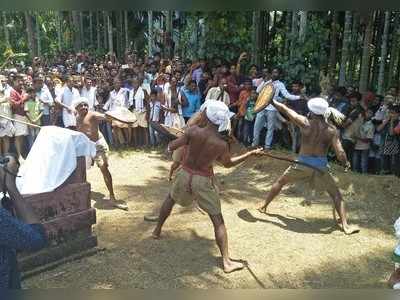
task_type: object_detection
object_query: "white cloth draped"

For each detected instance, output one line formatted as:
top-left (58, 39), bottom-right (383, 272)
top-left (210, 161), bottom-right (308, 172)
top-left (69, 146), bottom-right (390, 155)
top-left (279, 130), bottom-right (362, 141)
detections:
top-left (16, 126), bottom-right (96, 195)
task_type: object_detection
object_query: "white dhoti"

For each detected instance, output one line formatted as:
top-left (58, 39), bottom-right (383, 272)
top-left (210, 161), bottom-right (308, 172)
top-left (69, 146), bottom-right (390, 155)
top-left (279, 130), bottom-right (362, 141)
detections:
top-left (13, 114), bottom-right (28, 136)
top-left (62, 109), bottom-right (76, 127)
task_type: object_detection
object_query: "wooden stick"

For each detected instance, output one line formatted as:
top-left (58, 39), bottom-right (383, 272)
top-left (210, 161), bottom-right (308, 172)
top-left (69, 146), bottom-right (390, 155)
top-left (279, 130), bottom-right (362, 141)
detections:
top-left (261, 152), bottom-right (324, 174)
top-left (0, 113), bottom-right (42, 129)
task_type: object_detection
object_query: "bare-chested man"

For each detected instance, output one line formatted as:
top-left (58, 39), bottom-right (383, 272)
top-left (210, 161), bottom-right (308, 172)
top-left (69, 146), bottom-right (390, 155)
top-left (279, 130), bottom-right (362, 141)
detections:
top-left (73, 97), bottom-right (128, 211)
top-left (152, 100), bottom-right (263, 273)
top-left (257, 97), bottom-right (359, 235)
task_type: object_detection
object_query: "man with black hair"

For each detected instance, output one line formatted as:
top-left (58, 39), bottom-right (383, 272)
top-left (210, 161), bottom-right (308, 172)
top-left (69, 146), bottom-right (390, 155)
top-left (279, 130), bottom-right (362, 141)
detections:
top-left (252, 67), bottom-right (301, 150)
top-left (329, 86), bottom-right (350, 116)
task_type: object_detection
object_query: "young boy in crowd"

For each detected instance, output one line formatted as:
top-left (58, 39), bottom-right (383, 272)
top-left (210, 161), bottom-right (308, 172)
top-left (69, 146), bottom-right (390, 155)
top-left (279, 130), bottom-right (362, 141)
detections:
top-left (242, 87), bottom-right (257, 146)
top-left (24, 87), bottom-right (43, 150)
top-left (148, 89), bottom-right (161, 147)
top-left (353, 109), bottom-right (374, 174)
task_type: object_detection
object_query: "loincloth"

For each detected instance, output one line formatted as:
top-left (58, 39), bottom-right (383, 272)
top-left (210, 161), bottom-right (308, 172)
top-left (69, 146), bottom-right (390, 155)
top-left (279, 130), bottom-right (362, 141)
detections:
top-left (170, 167), bottom-right (220, 215)
top-left (93, 133), bottom-right (109, 167)
top-left (283, 163), bottom-right (338, 195)
top-left (134, 111), bottom-right (148, 128)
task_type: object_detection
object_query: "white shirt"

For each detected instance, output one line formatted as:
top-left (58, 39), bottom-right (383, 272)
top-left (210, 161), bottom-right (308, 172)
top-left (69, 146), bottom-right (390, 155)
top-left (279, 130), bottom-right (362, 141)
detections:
top-left (56, 85), bottom-right (80, 127)
top-left (103, 88), bottom-right (129, 111)
top-left (205, 87), bottom-right (230, 106)
top-left (128, 87), bottom-right (146, 113)
top-left (149, 101), bottom-right (161, 122)
top-left (36, 87), bottom-right (54, 115)
top-left (80, 86), bottom-right (98, 111)
top-left (256, 79), bottom-right (300, 111)
top-left (56, 85), bottom-right (80, 108)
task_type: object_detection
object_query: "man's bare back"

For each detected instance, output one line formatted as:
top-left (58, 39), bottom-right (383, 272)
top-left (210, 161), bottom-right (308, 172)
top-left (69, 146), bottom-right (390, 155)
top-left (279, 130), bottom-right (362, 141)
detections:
top-left (299, 118), bottom-right (336, 157)
top-left (181, 125), bottom-right (228, 174)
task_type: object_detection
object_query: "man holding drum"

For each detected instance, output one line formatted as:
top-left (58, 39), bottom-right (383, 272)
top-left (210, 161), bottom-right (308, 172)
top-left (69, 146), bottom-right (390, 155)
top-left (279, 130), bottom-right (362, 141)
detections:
top-left (252, 67), bottom-right (302, 151)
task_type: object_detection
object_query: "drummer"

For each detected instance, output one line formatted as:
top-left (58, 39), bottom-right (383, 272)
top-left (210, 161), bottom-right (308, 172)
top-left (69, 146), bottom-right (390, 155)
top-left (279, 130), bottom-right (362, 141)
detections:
top-left (252, 67), bottom-right (302, 151)
top-left (73, 97), bottom-right (129, 211)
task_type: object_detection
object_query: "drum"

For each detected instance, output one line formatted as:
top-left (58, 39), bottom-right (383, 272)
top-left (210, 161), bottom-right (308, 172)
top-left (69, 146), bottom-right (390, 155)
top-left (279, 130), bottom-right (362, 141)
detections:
top-left (254, 83), bottom-right (275, 113)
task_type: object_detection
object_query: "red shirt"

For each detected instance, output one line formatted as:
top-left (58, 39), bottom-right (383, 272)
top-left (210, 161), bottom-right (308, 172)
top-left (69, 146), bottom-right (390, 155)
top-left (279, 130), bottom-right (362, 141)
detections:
top-left (9, 88), bottom-right (28, 116)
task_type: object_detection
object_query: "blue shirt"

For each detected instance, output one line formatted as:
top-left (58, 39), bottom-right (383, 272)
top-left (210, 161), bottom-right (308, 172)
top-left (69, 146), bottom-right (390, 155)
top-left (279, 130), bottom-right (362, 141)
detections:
top-left (181, 88), bottom-right (201, 118)
top-left (0, 208), bottom-right (47, 289)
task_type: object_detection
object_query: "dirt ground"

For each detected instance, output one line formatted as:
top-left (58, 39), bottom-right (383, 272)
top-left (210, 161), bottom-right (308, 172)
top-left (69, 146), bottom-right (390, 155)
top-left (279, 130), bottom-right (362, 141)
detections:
top-left (24, 146), bottom-right (400, 288)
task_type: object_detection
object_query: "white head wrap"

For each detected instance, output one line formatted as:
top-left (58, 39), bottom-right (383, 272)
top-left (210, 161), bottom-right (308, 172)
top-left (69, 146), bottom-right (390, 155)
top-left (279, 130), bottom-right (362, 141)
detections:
top-left (200, 99), bottom-right (235, 132)
top-left (307, 97), bottom-right (345, 125)
top-left (72, 97), bottom-right (89, 109)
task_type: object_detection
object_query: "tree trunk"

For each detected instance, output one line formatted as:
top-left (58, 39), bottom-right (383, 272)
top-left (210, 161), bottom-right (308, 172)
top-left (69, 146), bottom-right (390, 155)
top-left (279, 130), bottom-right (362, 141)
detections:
top-left (2, 12), bottom-right (10, 47)
top-left (252, 11), bottom-right (262, 66)
top-left (148, 11), bottom-right (153, 56)
top-left (359, 12), bottom-right (374, 93)
top-left (71, 11), bottom-right (81, 52)
top-left (89, 12), bottom-right (93, 48)
top-left (289, 11), bottom-right (298, 62)
top-left (107, 11), bottom-right (113, 54)
top-left (371, 11), bottom-right (384, 90)
top-left (56, 11), bottom-right (62, 51)
top-left (328, 11), bottom-right (338, 82)
top-left (24, 12), bottom-right (36, 57)
top-left (124, 11), bottom-right (129, 51)
top-left (283, 11), bottom-right (291, 60)
top-left (388, 12), bottom-right (400, 88)
top-left (165, 10), bottom-right (173, 59)
top-left (261, 11), bottom-right (270, 65)
top-left (338, 11), bottom-right (352, 86)
top-left (103, 11), bottom-right (108, 50)
top-left (35, 13), bottom-right (41, 56)
top-left (79, 11), bottom-right (85, 49)
top-left (298, 11), bottom-right (307, 43)
top-left (377, 11), bottom-right (391, 95)
top-left (96, 11), bottom-right (101, 49)
top-left (348, 12), bottom-right (360, 85)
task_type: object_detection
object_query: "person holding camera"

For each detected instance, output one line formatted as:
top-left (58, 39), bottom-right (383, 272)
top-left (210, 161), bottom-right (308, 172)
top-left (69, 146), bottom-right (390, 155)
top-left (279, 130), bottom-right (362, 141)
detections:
top-left (0, 155), bottom-right (48, 288)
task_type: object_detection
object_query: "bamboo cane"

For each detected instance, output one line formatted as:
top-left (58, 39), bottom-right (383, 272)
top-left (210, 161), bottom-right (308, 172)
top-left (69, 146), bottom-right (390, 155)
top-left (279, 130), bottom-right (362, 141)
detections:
top-left (0, 114), bottom-right (42, 129)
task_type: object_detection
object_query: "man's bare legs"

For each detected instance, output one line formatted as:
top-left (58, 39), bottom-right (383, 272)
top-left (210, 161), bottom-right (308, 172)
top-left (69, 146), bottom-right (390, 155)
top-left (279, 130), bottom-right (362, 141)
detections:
top-left (99, 163), bottom-right (127, 210)
top-left (209, 213), bottom-right (244, 273)
top-left (14, 136), bottom-right (25, 161)
top-left (327, 188), bottom-right (359, 235)
top-left (257, 175), bottom-right (289, 213)
top-left (1, 137), bottom-right (10, 155)
top-left (152, 194), bottom-right (175, 239)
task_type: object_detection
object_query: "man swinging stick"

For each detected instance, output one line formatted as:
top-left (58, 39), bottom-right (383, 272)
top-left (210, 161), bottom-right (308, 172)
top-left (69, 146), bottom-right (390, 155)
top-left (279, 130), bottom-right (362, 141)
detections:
top-left (152, 100), bottom-right (263, 273)
top-left (257, 97), bottom-right (360, 235)
top-left (73, 97), bottom-right (129, 211)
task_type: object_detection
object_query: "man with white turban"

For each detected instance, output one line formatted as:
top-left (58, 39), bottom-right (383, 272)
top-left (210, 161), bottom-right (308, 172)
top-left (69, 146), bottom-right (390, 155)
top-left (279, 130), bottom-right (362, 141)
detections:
top-left (257, 97), bottom-right (360, 235)
top-left (74, 97), bottom-right (128, 211)
top-left (151, 100), bottom-right (263, 273)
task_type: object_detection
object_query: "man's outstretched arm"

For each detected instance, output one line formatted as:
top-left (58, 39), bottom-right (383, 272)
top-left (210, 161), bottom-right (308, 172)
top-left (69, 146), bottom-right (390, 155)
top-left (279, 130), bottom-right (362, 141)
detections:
top-left (218, 146), bottom-right (263, 168)
top-left (332, 129), bottom-right (351, 169)
top-left (272, 100), bottom-right (309, 128)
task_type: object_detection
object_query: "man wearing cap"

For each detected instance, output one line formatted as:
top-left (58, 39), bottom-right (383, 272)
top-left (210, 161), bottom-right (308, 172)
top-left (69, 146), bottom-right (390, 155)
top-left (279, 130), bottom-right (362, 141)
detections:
top-left (73, 97), bottom-right (128, 211)
top-left (152, 100), bottom-right (263, 273)
top-left (257, 97), bottom-right (359, 235)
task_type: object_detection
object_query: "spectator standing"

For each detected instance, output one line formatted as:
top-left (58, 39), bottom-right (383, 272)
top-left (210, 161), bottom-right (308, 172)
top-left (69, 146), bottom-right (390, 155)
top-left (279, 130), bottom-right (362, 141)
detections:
top-left (24, 87), bottom-right (43, 150)
top-left (353, 109), bottom-right (374, 173)
top-left (252, 67), bottom-right (301, 150)
top-left (180, 80), bottom-right (201, 123)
